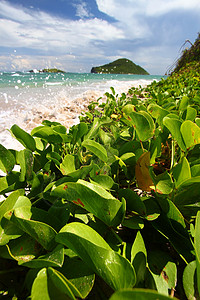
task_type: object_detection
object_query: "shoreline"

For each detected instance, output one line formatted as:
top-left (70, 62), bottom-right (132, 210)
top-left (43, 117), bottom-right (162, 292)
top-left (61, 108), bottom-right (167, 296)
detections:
top-left (0, 79), bottom-right (154, 150)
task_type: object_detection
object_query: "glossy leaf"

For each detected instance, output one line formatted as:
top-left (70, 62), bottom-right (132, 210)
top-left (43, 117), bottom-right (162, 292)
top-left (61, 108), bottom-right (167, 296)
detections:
top-left (118, 188), bottom-right (146, 216)
top-left (124, 111), bottom-right (155, 141)
top-left (194, 211), bottom-right (200, 295)
top-left (82, 139), bottom-right (108, 162)
top-left (183, 261), bottom-right (198, 300)
top-left (11, 208), bottom-right (57, 250)
top-left (163, 116), bottom-right (186, 151)
top-left (0, 144), bottom-right (15, 173)
top-left (154, 171), bottom-right (173, 194)
top-left (51, 179), bottom-right (124, 227)
top-left (56, 222), bottom-right (136, 290)
top-left (148, 250), bottom-right (177, 292)
top-left (57, 257), bottom-right (95, 299)
top-left (181, 120), bottom-right (200, 149)
top-left (16, 149), bottom-right (34, 181)
top-left (31, 126), bottom-right (63, 143)
top-left (2, 234), bottom-right (42, 263)
top-left (147, 103), bottom-right (169, 125)
top-left (10, 124), bottom-right (36, 151)
top-left (185, 106), bottom-right (197, 121)
top-left (123, 216), bottom-right (144, 230)
top-left (91, 174), bottom-right (114, 189)
top-left (60, 154), bottom-right (76, 175)
top-left (172, 157), bottom-right (191, 188)
top-left (179, 95), bottom-right (189, 111)
top-left (21, 244), bottom-right (64, 268)
top-left (131, 231), bottom-right (147, 284)
top-left (31, 267), bottom-right (79, 300)
top-left (109, 289), bottom-right (179, 300)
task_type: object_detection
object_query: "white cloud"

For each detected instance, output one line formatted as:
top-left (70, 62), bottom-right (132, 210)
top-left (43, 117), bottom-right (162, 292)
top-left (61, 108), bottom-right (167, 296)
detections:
top-left (0, 1), bottom-right (124, 52)
top-left (97, 0), bottom-right (200, 18)
top-left (96, 0), bottom-right (200, 39)
top-left (73, 2), bottom-right (93, 18)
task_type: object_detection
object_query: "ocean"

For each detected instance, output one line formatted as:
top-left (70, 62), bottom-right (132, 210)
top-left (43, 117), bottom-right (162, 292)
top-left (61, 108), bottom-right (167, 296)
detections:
top-left (0, 71), bottom-right (164, 149)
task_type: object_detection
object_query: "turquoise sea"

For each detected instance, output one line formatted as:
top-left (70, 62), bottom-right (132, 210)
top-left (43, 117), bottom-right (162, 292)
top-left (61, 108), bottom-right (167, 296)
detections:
top-left (0, 71), bottom-right (165, 149)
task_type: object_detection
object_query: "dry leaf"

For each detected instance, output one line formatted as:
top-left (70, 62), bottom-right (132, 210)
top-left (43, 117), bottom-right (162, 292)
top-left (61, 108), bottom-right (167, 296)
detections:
top-left (135, 152), bottom-right (155, 192)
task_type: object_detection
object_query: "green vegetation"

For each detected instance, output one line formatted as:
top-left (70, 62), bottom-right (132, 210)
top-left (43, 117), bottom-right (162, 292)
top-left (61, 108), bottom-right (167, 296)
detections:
top-left (91, 58), bottom-right (149, 75)
top-left (1, 47), bottom-right (200, 299)
top-left (29, 68), bottom-right (66, 73)
top-left (173, 33), bottom-right (200, 73)
top-left (42, 68), bottom-right (66, 73)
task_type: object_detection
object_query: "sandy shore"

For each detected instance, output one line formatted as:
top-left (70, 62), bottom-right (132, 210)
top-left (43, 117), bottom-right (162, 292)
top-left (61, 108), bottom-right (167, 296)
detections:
top-left (0, 79), bottom-right (153, 150)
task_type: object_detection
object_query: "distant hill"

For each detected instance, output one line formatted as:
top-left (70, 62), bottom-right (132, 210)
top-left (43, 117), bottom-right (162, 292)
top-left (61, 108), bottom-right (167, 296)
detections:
top-left (29, 68), bottom-right (66, 73)
top-left (91, 58), bottom-right (149, 75)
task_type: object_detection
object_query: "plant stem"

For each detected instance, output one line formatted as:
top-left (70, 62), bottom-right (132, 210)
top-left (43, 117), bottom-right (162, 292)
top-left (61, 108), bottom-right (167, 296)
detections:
top-left (170, 139), bottom-right (175, 169)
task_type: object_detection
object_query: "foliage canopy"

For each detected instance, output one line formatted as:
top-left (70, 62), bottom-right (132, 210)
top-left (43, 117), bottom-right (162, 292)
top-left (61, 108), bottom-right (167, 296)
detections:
top-left (0, 53), bottom-right (200, 299)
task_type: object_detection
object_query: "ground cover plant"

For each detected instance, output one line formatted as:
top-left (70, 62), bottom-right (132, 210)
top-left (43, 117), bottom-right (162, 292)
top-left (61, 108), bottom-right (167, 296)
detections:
top-left (0, 59), bottom-right (200, 299)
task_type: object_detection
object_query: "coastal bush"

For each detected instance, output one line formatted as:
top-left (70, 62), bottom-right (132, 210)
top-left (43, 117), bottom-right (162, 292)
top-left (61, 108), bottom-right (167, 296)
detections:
top-left (0, 62), bottom-right (200, 299)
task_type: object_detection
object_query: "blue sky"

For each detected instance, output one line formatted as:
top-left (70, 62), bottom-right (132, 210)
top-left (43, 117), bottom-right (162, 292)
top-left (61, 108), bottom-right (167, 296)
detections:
top-left (0, 0), bottom-right (200, 74)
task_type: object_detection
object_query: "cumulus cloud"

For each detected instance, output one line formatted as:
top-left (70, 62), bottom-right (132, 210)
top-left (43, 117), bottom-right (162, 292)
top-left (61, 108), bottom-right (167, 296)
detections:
top-left (0, 1), bottom-right (124, 52)
top-left (73, 2), bottom-right (93, 18)
top-left (96, 0), bottom-right (200, 39)
top-left (0, 0), bottom-right (200, 73)
top-left (97, 0), bottom-right (200, 18)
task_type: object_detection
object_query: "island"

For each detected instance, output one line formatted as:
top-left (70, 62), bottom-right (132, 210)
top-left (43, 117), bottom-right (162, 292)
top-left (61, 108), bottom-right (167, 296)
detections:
top-left (91, 58), bottom-right (149, 75)
top-left (29, 68), bottom-right (66, 73)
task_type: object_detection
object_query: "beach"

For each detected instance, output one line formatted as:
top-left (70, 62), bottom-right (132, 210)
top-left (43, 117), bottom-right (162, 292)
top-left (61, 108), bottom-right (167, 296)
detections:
top-left (0, 72), bottom-right (163, 150)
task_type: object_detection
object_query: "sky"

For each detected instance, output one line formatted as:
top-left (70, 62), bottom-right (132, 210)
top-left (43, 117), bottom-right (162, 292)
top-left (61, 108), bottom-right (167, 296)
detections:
top-left (0, 0), bottom-right (200, 74)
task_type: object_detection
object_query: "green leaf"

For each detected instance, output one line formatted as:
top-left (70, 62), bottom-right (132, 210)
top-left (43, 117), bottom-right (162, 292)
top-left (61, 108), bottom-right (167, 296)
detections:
top-left (0, 172), bottom-right (25, 194)
top-left (1, 234), bottom-right (42, 263)
top-left (60, 154), bottom-right (76, 175)
top-left (183, 261), bottom-right (198, 300)
top-left (51, 179), bottom-right (124, 227)
top-left (11, 208), bottom-right (57, 250)
top-left (91, 174), bottom-right (114, 190)
top-left (58, 257), bottom-right (95, 299)
top-left (47, 267), bottom-right (81, 299)
top-left (31, 268), bottom-right (79, 300)
top-left (31, 126), bottom-right (63, 143)
top-left (0, 144), bottom-right (15, 173)
top-left (191, 164), bottom-right (200, 177)
top-left (185, 106), bottom-right (197, 121)
top-left (154, 171), bottom-right (173, 194)
top-left (82, 139), bottom-right (108, 162)
top-left (0, 190), bottom-right (30, 245)
top-left (22, 245), bottom-right (64, 268)
top-left (131, 231), bottom-right (147, 284)
top-left (119, 189), bottom-right (146, 216)
top-left (0, 190), bottom-right (26, 222)
top-left (172, 157), bottom-right (191, 188)
top-left (179, 95), bottom-right (189, 111)
top-left (152, 211), bottom-right (193, 263)
top-left (181, 120), bottom-right (200, 149)
top-left (163, 116), bottom-right (186, 151)
top-left (147, 103), bottom-right (169, 126)
top-left (71, 122), bottom-right (88, 144)
top-left (46, 152), bottom-right (62, 166)
top-left (56, 222), bottom-right (136, 291)
top-left (124, 111), bottom-right (155, 141)
top-left (194, 211), bottom-right (200, 295)
top-left (123, 216), bottom-right (144, 230)
top-left (109, 288), bottom-right (179, 300)
top-left (84, 118), bottom-right (100, 140)
top-left (16, 149), bottom-right (34, 181)
top-left (11, 124), bottom-right (36, 151)
top-left (148, 250), bottom-right (177, 292)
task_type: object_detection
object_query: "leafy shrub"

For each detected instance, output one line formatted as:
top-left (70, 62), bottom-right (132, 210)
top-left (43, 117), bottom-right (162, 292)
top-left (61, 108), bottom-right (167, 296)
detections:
top-left (0, 62), bottom-right (200, 299)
